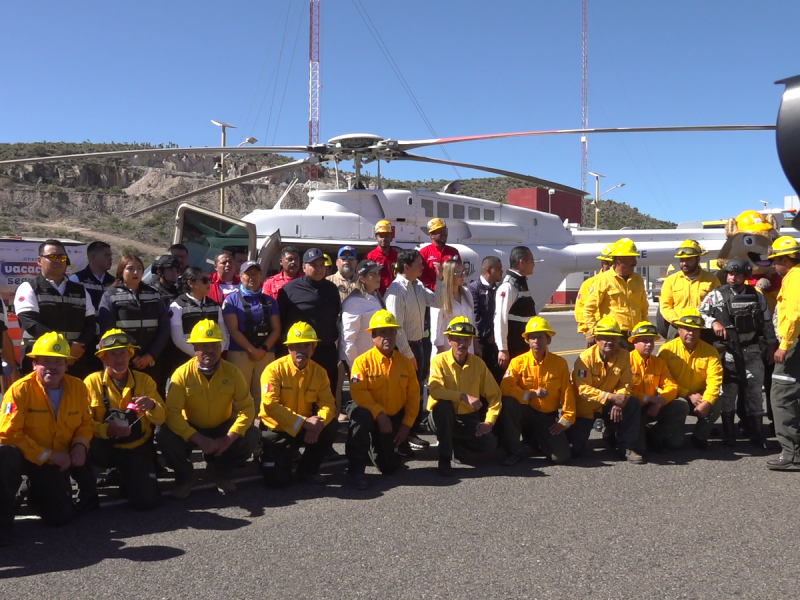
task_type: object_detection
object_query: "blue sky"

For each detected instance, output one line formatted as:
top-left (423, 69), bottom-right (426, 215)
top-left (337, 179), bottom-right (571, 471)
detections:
top-left (1, 0), bottom-right (798, 223)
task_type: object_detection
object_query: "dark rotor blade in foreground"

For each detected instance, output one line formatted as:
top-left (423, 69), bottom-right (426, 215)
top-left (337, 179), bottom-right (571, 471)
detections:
top-left (396, 153), bottom-right (587, 196)
top-left (124, 158), bottom-right (313, 217)
top-left (396, 125), bottom-right (776, 152)
top-left (0, 145), bottom-right (313, 166)
top-left (776, 75), bottom-right (800, 208)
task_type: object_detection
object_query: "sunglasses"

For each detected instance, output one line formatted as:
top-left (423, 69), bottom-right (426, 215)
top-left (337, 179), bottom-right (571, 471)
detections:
top-left (454, 271), bottom-right (465, 277)
top-left (40, 253), bottom-right (68, 263)
top-left (98, 333), bottom-right (136, 349)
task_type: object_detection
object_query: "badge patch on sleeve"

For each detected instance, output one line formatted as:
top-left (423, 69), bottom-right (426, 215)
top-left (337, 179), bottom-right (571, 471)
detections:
top-left (263, 382), bottom-right (272, 394)
top-left (351, 373), bottom-right (363, 383)
top-left (500, 291), bottom-right (506, 299)
top-left (3, 402), bottom-right (15, 415)
top-left (503, 370), bottom-right (512, 378)
top-left (577, 369), bottom-right (588, 378)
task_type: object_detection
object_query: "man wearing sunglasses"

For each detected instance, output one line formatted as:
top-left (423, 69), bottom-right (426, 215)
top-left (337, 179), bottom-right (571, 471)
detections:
top-left (14, 239), bottom-right (96, 379)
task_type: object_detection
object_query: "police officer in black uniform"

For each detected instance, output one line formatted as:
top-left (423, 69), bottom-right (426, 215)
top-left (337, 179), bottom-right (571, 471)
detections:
top-left (68, 241), bottom-right (115, 311)
top-left (494, 246), bottom-right (538, 371)
top-left (150, 254), bottom-right (181, 306)
top-left (699, 257), bottom-right (778, 447)
top-left (14, 239), bottom-right (96, 378)
top-left (97, 254), bottom-right (170, 392)
top-left (468, 255), bottom-right (504, 382)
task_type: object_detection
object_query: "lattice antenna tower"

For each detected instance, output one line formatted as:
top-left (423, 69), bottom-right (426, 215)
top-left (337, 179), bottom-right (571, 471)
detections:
top-left (309, 0), bottom-right (321, 181)
top-left (581, 0), bottom-right (588, 191)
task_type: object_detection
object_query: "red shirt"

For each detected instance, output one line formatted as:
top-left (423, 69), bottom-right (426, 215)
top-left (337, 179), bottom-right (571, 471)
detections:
top-left (207, 272), bottom-right (240, 305)
top-left (262, 270), bottom-right (300, 300)
top-left (366, 246), bottom-right (398, 296)
top-left (419, 243), bottom-right (460, 289)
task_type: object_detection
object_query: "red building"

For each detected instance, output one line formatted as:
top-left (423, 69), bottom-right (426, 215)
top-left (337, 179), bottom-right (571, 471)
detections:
top-left (507, 188), bottom-right (583, 226)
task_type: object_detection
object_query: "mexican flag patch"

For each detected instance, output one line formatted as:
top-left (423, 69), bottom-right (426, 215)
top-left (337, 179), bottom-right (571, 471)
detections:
top-left (577, 369), bottom-right (588, 378)
top-left (3, 402), bottom-right (15, 415)
top-left (263, 382), bottom-right (272, 394)
top-left (351, 373), bottom-right (363, 383)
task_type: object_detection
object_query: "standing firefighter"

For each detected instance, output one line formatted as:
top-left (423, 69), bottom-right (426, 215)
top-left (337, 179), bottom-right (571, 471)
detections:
top-left (699, 258), bottom-right (777, 447)
top-left (574, 244), bottom-right (613, 338)
top-left (765, 236), bottom-right (800, 470)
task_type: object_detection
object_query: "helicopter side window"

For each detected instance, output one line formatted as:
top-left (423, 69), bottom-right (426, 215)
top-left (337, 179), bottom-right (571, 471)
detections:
top-left (484, 208), bottom-right (495, 221)
top-left (468, 207), bottom-right (480, 220)
top-left (421, 198), bottom-right (434, 217)
top-left (453, 204), bottom-right (465, 219)
top-left (437, 202), bottom-right (450, 219)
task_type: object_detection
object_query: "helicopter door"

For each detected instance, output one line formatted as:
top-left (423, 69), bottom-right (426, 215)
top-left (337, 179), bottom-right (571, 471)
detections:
top-left (257, 230), bottom-right (282, 277)
top-left (173, 203), bottom-right (257, 271)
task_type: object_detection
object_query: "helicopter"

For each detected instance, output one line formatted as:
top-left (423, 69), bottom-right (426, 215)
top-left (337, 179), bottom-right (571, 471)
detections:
top-left (1, 79), bottom-right (799, 310)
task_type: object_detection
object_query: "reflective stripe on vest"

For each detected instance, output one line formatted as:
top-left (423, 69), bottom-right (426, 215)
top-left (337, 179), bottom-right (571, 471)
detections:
top-left (116, 319), bottom-right (160, 329)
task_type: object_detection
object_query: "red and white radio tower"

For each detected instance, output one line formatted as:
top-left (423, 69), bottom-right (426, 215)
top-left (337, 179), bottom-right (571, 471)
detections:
top-left (581, 0), bottom-right (588, 191)
top-left (309, 0), bottom-right (321, 181)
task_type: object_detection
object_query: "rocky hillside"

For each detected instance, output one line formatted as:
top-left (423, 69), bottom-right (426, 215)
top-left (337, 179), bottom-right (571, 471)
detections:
top-left (0, 142), bottom-right (674, 261)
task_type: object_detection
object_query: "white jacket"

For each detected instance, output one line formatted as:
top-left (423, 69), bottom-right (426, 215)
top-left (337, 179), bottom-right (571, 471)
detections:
top-left (431, 289), bottom-right (475, 358)
top-left (340, 291), bottom-right (384, 367)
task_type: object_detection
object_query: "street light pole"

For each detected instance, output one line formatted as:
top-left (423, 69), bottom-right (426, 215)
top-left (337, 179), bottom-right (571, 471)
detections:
top-left (588, 171), bottom-right (604, 230)
top-left (211, 120), bottom-right (237, 213)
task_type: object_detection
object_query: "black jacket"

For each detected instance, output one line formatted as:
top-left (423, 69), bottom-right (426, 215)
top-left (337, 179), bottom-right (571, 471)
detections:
top-left (277, 275), bottom-right (341, 346)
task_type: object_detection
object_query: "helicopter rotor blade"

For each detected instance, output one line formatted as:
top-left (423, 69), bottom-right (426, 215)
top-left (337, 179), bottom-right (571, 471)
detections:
top-left (395, 124), bottom-right (776, 152)
top-left (124, 157), bottom-right (314, 217)
top-left (0, 145), bottom-right (314, 166)
top-left (395, 153), bottom-right (587, 196)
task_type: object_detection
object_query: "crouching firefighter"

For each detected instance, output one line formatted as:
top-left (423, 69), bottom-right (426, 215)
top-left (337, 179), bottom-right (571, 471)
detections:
top-left (81, 329), bottom-right (166, 509)
top-left (259, 322), bottom-right (337, 488)
top-left (699, 258), bottom-right (777, 447)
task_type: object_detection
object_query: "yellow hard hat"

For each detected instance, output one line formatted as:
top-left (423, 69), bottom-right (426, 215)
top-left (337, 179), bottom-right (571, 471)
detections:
top-left (427, 217), bottom-right (446, 233)
top-left (186, 319), bottom-right (224, 344)
top-left (675, 309), bottom-right (705, 330)
top-left (28, 332), bottom-right (73, 359)
top-left (674, 239), bottom-right (707, 258)
top-left (523, 316), bottom-right (556, 339)
top-left (323, 253), bottom-right (333, 267)
top-left (96, 328), bottom-right (138, 357)
top-left (365, 309), bottom-right (400, 332)
top-left (768, 235), bottom-right (800, 259)
top-left (609, 238), bottom-right (639, 258)
top-left (374, 220), bottom-right (393, 234)
top-left (594, 316), bottom-right (624, 337)
top-left (628, 321), bottom-right (660, 343)
top-left (285, 321), bottom-right (320, 344)
top-left (736, 210), bottom-right (772, 233)
top-left (444, 316), bottom-right (477, 338)
top-left (596, 244), bottom-right (615, 262)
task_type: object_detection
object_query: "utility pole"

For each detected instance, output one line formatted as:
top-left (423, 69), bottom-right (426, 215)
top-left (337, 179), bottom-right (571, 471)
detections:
top-left (308, 0), bottom-right (320, 182)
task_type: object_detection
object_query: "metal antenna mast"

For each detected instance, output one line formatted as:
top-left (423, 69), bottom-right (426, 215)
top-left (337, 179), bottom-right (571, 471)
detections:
top-left (309, 0), bottom-right (320, 182)
top-left (581, 0), bottom-right (588, 192)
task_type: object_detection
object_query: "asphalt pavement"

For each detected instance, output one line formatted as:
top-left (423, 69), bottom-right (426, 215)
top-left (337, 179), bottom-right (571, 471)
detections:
top-left (3, 310), bottom-right (799, 599)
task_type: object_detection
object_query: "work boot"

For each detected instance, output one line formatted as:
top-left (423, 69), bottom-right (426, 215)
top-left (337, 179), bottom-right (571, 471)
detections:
top-left (749, 415), bottom-right (766, 449)
top-left (721, 412), bottom-right (736, 447)
top-left (766, 454), bottom-right (797, 470)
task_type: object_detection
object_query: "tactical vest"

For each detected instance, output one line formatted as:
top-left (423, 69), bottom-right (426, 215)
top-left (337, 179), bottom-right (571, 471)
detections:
top-left (152, 280), bottom-right (178, 306)
top-left (236, 291), bottom-right (273, 348)
top-left (717, 284), bottom-right (764, 345)
top-left (22, 275), bottom-right (87, 346)
top-left (71, 266), bottom-right (115, 311)
top-left (108, 283), bottom-right (163, 352)
top-left (175, 294), bottom-right (221, 334)
top-left (503, 270), bottom-right (537, 357)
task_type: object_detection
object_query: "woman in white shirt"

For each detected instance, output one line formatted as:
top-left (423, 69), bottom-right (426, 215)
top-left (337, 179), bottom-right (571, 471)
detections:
top-left (340, 260), bottom-right (385, 367)
top-left (169, 267), bottom-right (229, 365)
top-left (430, 258), bottom-right (475, 357)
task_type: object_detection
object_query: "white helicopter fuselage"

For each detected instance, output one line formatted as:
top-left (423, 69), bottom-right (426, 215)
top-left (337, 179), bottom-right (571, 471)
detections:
top-left (234, 186), bottom-right (759, 308)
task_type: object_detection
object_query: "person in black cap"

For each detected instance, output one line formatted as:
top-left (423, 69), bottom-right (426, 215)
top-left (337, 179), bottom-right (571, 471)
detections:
top-left (277, 248), bottom-right (342, 402)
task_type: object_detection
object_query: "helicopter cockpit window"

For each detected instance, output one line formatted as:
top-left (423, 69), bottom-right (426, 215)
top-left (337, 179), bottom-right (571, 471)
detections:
top-left (484, 208), bottom-right (495, 221)
top-left (453, 204), bottom-right (465, 219)
top-left (437, 202), bottom-right (450, 219)
top-left (421, 198), bottom-right (434, 217)
top-left (179, 209), bottom-right (253, 269)
top-left (468, 206), bottom-right (480, 220)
